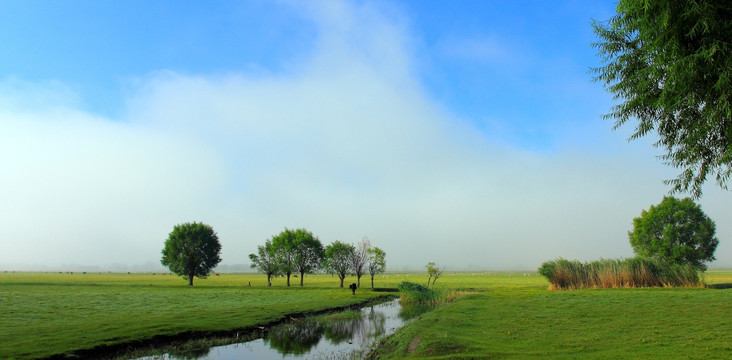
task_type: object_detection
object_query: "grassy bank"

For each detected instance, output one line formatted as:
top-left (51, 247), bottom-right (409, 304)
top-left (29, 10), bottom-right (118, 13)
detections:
top-left (370, 270), bottom-right (732, 359)
top-left (0, 272), bottom-right (389, 359)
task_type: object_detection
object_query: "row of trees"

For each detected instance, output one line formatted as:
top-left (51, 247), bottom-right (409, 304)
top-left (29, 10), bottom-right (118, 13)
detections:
top-left (249, 230), bottom-right (387, 289)
top-left (160, 224), bottom-right (387, 287)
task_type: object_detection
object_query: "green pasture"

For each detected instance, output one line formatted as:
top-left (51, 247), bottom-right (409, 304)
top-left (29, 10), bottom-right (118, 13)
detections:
top-left (0, 272), bottom-right (390, 359)
top-left (1, 270), bottom-right (730, 359)
top-left (372, 270), bottom-right (732, 359)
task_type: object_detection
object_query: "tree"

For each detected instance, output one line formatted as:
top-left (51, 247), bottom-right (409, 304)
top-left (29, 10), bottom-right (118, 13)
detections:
top-left (249, 240), bottom-right (280, 286)
top-left (324, 241), bottom-right (355, 288)
top-left (366, 246), bottom-right (386, 290)
top-left (351, 237), bottom-right (370, 288)
top-left (161, 222), bottom-right (222, 286)
top-left (271, 228), bottom-right (297, 287)
top-left (592, 1), bottom-right (732, 198)
top-left (292, 228), bottom-right (324, 287)
top-left (629, 196), bottom-right (718, 270)
top-left (426, 262), bottom-right (444, 289)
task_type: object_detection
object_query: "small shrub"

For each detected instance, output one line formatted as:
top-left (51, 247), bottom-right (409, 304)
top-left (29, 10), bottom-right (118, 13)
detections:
top-left (538, 257), bottom-right (702, 290)
top-left (398, 281), bottom-right (441, 305)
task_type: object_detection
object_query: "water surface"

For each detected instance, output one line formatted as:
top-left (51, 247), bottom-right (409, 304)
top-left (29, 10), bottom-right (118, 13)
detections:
top-left (139, 298), bottom-right (424, 359)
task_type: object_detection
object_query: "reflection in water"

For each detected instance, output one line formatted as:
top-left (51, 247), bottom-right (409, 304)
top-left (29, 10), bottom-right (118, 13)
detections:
top-left (266, 304), bottom-right (389, 355)
top-left (166, 347), bottom-right (211, 360)
top-left (266, 319), bottom-right (323, 355)
top-left (140, 298), bottom-right (420, 359)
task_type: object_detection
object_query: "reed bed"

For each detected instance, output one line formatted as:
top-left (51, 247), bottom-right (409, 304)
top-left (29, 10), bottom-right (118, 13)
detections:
top-left (538, 257), bottom-right (702, 290)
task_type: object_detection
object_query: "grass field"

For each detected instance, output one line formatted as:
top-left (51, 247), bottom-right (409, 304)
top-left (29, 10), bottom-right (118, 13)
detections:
top-left (371, 270), bottom-right (732, 359)
top-left (0, 272), bottom-right (391, 359)
top-left (1, 270), bottom-right (730, 359)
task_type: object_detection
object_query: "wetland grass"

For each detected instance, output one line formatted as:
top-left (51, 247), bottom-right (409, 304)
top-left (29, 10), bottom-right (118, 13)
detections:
top-left (538, 257), bottom-right (702, 290)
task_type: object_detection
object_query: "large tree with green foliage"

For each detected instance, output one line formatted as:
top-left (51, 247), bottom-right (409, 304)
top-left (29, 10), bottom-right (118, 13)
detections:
top-left (292, 228), bottom-right (324, 287)
top-left (249, 239), bottom-right (280, 287)
top-left (592, 0), bottom-right (732, 198)
top-left (366, 246), bottom-right (386, 290)
top-left (161, 222), bottom-right (222, 286)
top-left (324, 241), bottom-right (355, 288)
top-left (271, 228), bottom-right (298, 287)
top-left (629, 196), bottom-right (718, 270)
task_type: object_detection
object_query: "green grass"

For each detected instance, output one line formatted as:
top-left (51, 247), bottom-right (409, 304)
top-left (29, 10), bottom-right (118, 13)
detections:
top-left (370, 270), bottom-right (732, 359)
top-left (0, 272), bottom-right (390, 359)
top-left (3, 270), bottom-right (730, 359)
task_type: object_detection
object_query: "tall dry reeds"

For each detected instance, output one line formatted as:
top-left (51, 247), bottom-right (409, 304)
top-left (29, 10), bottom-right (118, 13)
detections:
top-left (538, 257), bottom-right (701, 290)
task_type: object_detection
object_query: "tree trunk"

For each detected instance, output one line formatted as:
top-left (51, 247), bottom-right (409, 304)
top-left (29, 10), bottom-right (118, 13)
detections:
top-left (357, 274), bottom-right (361, 288)
top-left (267, 274), bottom-right (272, 287)
top-left (300, 271), bottom-right (304, 287)
top-left (339, 275), bottom-right (344, 288)
top-left (188, 274), bottom-right (194, 286)
top-left (286, 272), bottom-right (291, 287)
top-left (371, 275), bottom-right (374, 289)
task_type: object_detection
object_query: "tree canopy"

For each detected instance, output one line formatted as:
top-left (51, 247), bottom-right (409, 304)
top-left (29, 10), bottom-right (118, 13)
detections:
top-left (366, 246), bottom-right (386, 290)
top-left (291, 228), bottom-right (324, 287)
top-left (426, 262), bottom-right (444, 289)
top-left (161, 222), bottom-right (222, 286)
top-left (324, 240), bottom-right (355, 288)
top-left (249, 239), bottom-right (280, 287)
top-left (629, 196), bottom-right (718, 270)
top-left (592, 0), bottom-right (732, 197)
top-left (271, 229), bottom-right (298, 287)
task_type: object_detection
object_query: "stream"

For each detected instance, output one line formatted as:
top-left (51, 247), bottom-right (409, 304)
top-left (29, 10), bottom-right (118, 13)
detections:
top-left (137, 298), bottom-right (427, 360)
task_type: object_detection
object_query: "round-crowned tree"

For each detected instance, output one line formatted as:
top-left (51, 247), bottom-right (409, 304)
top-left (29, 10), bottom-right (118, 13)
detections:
top-left (629, 197), bottom-right (718, 270)
top-left (161, 222), bottom-right (222, 286)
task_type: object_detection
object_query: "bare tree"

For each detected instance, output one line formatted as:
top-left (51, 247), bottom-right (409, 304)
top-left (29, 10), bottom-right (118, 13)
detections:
top-left (352, 237), bottom-right (371, 288)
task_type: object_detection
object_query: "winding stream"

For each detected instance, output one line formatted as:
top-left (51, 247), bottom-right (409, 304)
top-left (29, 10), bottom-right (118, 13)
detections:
top-left (137, 298), bottom-right (427, 359)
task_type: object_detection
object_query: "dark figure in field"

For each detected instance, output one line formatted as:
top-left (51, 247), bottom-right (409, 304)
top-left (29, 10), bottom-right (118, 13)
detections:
top-left (349, 283), bottom-right (357, 295)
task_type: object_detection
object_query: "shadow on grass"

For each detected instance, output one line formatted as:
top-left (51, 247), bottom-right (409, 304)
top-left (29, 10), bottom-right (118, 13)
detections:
top-left (707, 283), bottom-right (732, 289)
top-left (371, 287), bottom-right (399, 292)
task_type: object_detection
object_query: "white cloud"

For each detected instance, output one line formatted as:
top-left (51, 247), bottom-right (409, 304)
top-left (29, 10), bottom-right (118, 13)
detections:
top-left (1, 0), bottom-right (730, 271)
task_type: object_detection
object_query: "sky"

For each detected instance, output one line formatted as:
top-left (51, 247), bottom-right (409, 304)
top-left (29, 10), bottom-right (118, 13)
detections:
top-left (1, 0), bottom-right (730, 271)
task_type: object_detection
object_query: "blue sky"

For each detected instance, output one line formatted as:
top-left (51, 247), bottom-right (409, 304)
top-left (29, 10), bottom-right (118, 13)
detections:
top-left (1, 0), bottom-right (610, 148)
top-left (1, 0), bottom-right (730, 270)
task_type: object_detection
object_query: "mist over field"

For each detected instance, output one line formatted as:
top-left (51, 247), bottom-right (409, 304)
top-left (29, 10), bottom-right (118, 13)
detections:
top-left (1, 1), bottom-right (730, 272)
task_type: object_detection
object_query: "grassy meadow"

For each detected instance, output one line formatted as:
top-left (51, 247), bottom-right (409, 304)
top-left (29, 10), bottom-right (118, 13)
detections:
top-left (1, 270), bottom-right (730, 359)
top-left (0, 272), bottom-right (390, 359)
top-left (372, 270), bottom-right (732, 359)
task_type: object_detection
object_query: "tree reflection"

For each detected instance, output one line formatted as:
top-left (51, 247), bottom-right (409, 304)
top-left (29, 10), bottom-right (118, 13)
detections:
top-left (265, 319), bottom-right (324, 355)
top-left (265, 304), bottom-right (391, 354)
top-left (167, 346), bottom-right (211, 359)
top-left (322, 317), bottom-right (360, 344)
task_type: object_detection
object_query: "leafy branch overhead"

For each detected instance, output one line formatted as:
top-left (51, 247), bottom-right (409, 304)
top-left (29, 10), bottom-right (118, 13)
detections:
top-left (592, 0), bottom-right (732, 197)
